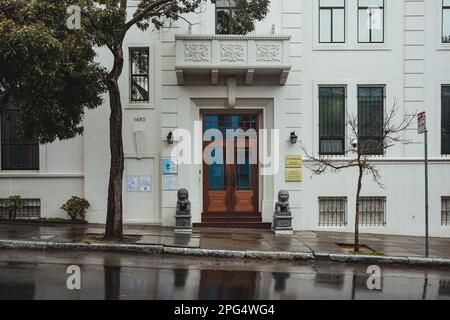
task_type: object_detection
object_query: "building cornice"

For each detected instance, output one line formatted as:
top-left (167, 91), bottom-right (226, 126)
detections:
top-left (0, 173), bottom-right (84, 178)
top-left (175, 34), bottom-right (292, 41)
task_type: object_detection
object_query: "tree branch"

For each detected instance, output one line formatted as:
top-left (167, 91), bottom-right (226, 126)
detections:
top-left (125, 0), bottom-right (176, 31)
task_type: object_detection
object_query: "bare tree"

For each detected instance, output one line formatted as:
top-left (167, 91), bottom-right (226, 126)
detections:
top-left (301, 101), bottom-right (416, 252)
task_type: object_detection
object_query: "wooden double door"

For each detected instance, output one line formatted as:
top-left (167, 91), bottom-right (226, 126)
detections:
top-left (203, 114), bottom-right (259, 213)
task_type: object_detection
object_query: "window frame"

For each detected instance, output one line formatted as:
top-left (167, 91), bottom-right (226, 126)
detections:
top-left (318, 85), bottom-right (347, 156)
top-left (357, 85), bottom-right (386, 156)
top-left (129, 47), bottom-right (150, 104)
top-left (359, 196), bottom-right (387, 227)
top-left (442, 85), bottom-right (450, 155)
top-left (318, 197), bottom-right (348, 227)
top-left (442, 0), bottom-right (450, 44)
top-left (215, 0), bottom-right (236, 35)
top-left (319, 0), bottom-right (346, 44)
top-left (442, 197), bottom-right (450, 226)
top-left (357, 0), bottom-right (385, 44)
top-left (0, 106), bottom-right (40, 171)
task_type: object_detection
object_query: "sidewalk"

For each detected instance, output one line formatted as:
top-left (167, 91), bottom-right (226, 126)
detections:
top-left (0, 222), bottom-right (449, 260)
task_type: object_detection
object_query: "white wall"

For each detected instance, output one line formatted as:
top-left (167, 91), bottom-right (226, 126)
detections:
top-left (1, 0), bottom-right (449, 237)
top-left (300, 0), bottom-right (450, 237)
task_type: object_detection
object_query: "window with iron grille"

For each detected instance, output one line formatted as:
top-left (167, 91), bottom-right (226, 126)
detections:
top-left (319, 0), bottom-right (345, 43)
top-left (358, 0), bottom-right (384, 43)
top-left (319, 86), bottom-right (346, 155)
top-left (319, 197), bottom-right (347, 227)
top-left (130, 48), bottom-right (150, 103)
top-left (442, 197), bottom-right (450, 226)
top-left (1, 105), bottom-right (39, 170)
top-left (439, 280), bottom-right (450, 296)
top-left (442, 86), bottom-right (450, 155)
top-left (359, 197), bottom-right (386, 227)
top-left (358, 86), bottom-right (385, 155)
top-left (443, 0), bottom-right (450, 43)
top-left (0, 199), bottom-right (41, 219)
top-left (215, 0), bottom-right (237, 34)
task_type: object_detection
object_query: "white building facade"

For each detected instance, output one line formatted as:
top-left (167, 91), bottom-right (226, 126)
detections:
top-left (1, 0), bottom-right (450, 237)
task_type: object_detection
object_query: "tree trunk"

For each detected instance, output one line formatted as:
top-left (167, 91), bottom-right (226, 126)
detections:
top-left (354, 165), bottom-right (363, 253)
top-left (105, 46), bottom-right (125, 240)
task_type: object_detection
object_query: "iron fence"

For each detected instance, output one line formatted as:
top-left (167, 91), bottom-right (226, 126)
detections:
top-left (0, 199), bottom-right (41, 219)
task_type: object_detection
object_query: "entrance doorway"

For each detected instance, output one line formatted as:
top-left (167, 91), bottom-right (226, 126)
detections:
top-left (202, 113), bottom-right (259, 214)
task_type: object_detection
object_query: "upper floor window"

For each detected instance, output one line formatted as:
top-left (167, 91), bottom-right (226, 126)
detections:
top-left (215, 0), bottom-right (237, 34)
top-left (358, 0), bottom-right (384, 43)
top-left (1, 105), bottom-right (39, 170)
top-left (319, 86), bottom-right (346, 155)
top-left (442, 85), bottom-right (450, 155)
top-left (319, 0), bottom-right (346, 43)
top-left (358, 86), bottom-right (385, 155)
top-left (130, 48), bottom-right (149, 103)
top-left (443, 0), bottom-right (450, 43)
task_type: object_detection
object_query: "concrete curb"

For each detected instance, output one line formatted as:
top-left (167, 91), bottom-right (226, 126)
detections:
top-left (1, 239), bottom-right (449, 266)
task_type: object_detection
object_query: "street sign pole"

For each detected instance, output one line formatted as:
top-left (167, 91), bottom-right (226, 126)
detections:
top-left (418, 112), bottom-right (429, 258)
top-left (424, 128), bottom-right (429, 258)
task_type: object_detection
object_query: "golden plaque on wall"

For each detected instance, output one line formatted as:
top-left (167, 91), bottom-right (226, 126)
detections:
top-left (285, 155), bottom-right (303, 168)
top-left (285, 168), bottom-right (303, 182)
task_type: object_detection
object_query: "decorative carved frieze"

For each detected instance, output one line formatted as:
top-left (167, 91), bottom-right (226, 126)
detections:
top-left (176, 35), bottom-right (291, 86)
top-left (257, 44), bottom-right (281, 62)
top-left (221, 44), bottom-right (245, 62)
top-left (184, 44), bottom-right (209, 62)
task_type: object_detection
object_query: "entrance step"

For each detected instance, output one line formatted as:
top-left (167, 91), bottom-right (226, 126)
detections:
top-left (194, 213), bottom-right (272, 229)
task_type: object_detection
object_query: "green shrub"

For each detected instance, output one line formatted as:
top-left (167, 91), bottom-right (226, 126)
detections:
top-left (61, 197), bottom-right (90, 221)
top-left (2, 195), bottom-right (24, 220)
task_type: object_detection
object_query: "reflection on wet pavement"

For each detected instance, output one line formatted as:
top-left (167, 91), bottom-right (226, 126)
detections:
top-left (0, 250), bottom-right (449, 300)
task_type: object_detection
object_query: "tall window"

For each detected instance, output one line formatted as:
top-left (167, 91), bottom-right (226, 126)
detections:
top-left (443, 0), bottom-right (450, 43)
top-left (442, 85), bottom-right (450, 155)
top-left (130, 48), bottom-right (149, 103)
top-left (1, 105), bottom-right (39, 170)
top-left (215, 0), bottom-right (236, 34)
top-left (319, 87), bottom-right (346, 155)
top-left (358, 0), bottom-right (384, 43)
top-left (319, 0), bottom-right (345, 43)
top-left (358, 87), bottom-right (384, 155)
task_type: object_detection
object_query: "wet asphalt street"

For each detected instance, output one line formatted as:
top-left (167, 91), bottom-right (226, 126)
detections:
top-left (0, 249), bottom-right (449, 300)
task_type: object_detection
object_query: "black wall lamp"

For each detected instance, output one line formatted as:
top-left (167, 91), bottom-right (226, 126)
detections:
top-left (167, 131), bottom-right (174, 145)
top-left (290, 131), bottom-right (298, 144)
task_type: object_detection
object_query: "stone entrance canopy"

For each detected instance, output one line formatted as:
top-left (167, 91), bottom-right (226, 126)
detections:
top-left (175, 34), bottom-right (291, 86)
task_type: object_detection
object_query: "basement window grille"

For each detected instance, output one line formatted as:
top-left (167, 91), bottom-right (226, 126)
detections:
top-left (0, 199), bottom-right (41, 219)
top-left (319, 197), bottom-right (347, 227)
top-left (442, 197), bottom-right (450, 226)
top-left (439, 280), bottom-right (450, 296)
top-left (359, 197), bottom-right (386, 227)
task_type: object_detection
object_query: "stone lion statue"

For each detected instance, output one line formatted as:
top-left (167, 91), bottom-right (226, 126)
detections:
top-left (176, 188), bottom-right (191, 215)
top-left (275, 190), bottom-right (290, 215)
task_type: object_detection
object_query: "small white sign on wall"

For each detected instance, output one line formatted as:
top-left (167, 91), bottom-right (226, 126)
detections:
top-left (163, 175), bottom-right (177, 191)
top-left (127, 175), bottom-right (153, 193)
top-left (127, 176), bottom-right (138, 192)
top-left (140, 176), bottom-right (152, 192)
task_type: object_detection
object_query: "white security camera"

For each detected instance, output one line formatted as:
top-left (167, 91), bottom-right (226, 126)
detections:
top-left (351, 138), bottom-right (358, 148)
